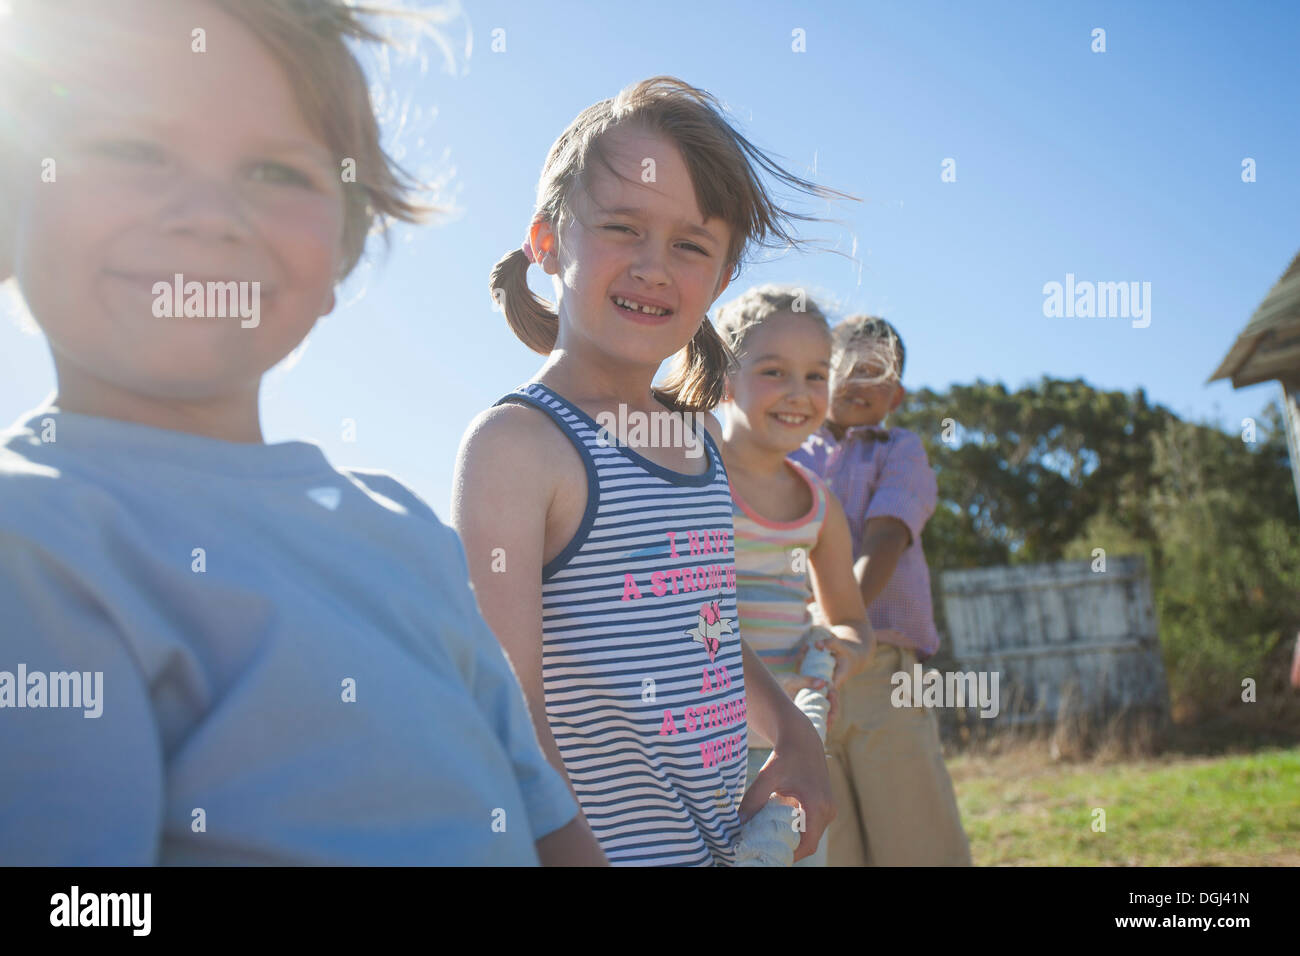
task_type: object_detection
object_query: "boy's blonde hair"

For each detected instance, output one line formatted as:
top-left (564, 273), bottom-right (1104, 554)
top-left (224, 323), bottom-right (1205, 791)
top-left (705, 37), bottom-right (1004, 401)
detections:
top-left (714, 284), bottom-right (830, 359)
top-left (490, 75), bottom-right (853, 412)
top-left (829, 315), bottom-right (906, 392)
top-left (0, 0), bottom-right (431, 281)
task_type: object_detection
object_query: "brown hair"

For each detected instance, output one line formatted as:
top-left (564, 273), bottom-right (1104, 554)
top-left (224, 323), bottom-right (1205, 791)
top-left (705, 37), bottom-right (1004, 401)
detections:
top-left (714, 283), bottom-right (830, 361)
top-left (489, 75), bottom-right (855, 412)
top-left (0, 0), bottom-right (433, 281)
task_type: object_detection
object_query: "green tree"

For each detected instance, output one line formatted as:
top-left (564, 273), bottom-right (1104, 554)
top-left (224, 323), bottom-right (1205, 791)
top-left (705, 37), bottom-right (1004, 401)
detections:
top-left (892, 376), bottom-right (1172, 568)
top-left (892, 378), bottom-right (1299, 722)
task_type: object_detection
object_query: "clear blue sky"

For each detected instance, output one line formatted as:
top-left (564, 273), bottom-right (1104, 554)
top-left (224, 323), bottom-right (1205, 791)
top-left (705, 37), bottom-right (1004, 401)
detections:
top-left (2, 0), bottom-right (1297, 519)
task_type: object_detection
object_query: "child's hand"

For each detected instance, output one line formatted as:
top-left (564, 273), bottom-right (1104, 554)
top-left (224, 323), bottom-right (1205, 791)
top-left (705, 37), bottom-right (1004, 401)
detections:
top-left (778, 672), bottom-right (827, 700)
top-left (739, 718), bottom-right (835, 862)
top-left (797, 624), bottom-right (874, 691)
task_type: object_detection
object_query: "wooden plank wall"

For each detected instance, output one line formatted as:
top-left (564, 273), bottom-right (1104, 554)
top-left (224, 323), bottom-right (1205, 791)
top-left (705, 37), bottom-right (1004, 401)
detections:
top-left (939, 556), bottom-right (1170, 727)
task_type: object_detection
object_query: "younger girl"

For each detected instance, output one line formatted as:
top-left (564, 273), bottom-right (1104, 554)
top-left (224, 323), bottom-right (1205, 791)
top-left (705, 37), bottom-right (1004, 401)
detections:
top-left (452, 77), bottom-right (850, 865)
top-left (714, 287), bottom-right (884, 794)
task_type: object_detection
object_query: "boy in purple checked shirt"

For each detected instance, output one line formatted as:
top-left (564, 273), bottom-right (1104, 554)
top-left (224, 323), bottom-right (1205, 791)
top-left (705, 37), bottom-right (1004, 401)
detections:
top-left (790, 316), bottom-right (971, 866)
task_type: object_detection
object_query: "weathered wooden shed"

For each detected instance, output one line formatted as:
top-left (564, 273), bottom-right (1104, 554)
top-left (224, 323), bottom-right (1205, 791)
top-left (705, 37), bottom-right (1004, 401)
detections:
top-left (1208, 249), bottom-right (1300, 517)
top-left (1208, 248), bottom-right (1300, 689)
top-left (938, 555), bottom-right (1170, 731)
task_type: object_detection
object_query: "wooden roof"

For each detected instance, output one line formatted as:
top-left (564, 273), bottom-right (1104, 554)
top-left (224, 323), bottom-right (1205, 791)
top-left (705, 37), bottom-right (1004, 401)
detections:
top-left (1209, 250), bottom-right (1300, 388)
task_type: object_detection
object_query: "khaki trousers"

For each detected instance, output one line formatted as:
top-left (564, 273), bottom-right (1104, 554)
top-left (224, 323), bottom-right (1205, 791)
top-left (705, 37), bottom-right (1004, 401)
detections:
top-left (823, 643), bottom-right (972, 866)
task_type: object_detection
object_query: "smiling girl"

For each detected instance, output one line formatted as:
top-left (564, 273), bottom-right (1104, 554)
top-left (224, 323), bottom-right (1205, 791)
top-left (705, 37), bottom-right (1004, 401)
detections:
top-left (452, 77), bottom-right (851, 865)
top-left (712, 287), bottom-right (883, 823)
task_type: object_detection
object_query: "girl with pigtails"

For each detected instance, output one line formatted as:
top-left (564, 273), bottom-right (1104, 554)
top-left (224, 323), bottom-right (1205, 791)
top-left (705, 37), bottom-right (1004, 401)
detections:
top-left (452, 76), bottom-right (850, 866)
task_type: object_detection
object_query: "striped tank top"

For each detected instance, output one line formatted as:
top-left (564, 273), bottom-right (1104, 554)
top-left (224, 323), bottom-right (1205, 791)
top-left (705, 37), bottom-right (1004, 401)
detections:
top-left (730, 459), bottom-right (829, 748)
top-left (495, 382), bottom-right (748, 866)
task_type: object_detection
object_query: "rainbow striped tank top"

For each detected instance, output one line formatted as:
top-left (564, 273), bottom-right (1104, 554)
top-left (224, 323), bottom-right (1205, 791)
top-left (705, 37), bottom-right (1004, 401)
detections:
top-left (730, 459), bottom-right (829, 746)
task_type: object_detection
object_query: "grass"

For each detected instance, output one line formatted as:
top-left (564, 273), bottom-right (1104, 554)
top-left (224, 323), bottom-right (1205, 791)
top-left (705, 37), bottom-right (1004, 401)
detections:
top-left (948, 744), bottom-right (1300, 865)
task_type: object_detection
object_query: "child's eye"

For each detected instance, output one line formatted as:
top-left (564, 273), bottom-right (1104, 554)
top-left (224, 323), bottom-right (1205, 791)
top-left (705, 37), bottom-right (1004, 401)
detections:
top-left (249, 161), bottom-right (314, 188)
top-left (808, 372), bottom-right (827, 381)
top-left (604, 224), bottom-right (635, 234)
top-left (89, 139), bottom-right (166, 164)
top-left (761, 368), bottom-right (784, 377)
top-left (678, 242), bottom-right (708, 255)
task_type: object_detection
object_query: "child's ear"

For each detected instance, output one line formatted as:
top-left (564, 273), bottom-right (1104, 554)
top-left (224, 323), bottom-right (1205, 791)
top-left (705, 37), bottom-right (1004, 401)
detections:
top-left (889, 384), bottom-right (906, 411)
top-left (530, 219), bottom-right (560, 276)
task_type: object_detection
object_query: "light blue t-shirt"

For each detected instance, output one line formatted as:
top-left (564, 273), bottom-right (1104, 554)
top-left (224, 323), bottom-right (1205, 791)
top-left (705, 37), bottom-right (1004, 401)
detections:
top-left (0, 407), bottom-right (577, 865)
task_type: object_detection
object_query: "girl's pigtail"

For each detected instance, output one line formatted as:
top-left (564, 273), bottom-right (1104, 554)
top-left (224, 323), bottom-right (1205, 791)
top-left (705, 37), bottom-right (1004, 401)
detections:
top-left (656, 318), bottom-right (737, 413)
top-left (489, 248), bottom-right (559, 355)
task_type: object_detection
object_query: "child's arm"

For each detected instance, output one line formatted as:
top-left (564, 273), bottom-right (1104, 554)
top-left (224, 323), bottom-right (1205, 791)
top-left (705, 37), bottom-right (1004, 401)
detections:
top-left (806, 493), bottom-right (876, 691)
top-left (853, 430), bottom-right (937, 607)
top-left (452, 405), bottom-right (608, 865)
top-left (443, 529), bottom-right (605, 867)
top-left (854, 516), bottom-right (911, 606)
top-left (0, 538), bottom-right (163, 864)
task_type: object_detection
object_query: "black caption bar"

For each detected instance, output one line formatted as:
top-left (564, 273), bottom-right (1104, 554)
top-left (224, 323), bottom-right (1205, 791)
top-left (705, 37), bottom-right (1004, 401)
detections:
top-left (0, 865), bottom-right (1282, 942)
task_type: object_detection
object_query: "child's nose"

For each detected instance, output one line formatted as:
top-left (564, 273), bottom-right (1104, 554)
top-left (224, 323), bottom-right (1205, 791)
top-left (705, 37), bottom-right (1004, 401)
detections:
top-left (629, 244), bottom-right (670, 285)
top-left (158, 176), bottom-right (254, 244)
top-left (788, 376), bottom-right (818, 402)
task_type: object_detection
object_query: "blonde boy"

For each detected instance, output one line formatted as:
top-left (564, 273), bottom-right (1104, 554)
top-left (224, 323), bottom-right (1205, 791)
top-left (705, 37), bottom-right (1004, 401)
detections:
top-left (791, 316), bottom-right (971, 866)
top-left (0, 0), bottom-right (603, 865)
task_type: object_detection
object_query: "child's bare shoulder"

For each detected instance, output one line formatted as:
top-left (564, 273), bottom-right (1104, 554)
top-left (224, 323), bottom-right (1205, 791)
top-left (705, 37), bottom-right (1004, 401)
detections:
top-left (458, 401), bottom-right (582, 491)
top-left (463, 400), bottom-right (564, 453)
